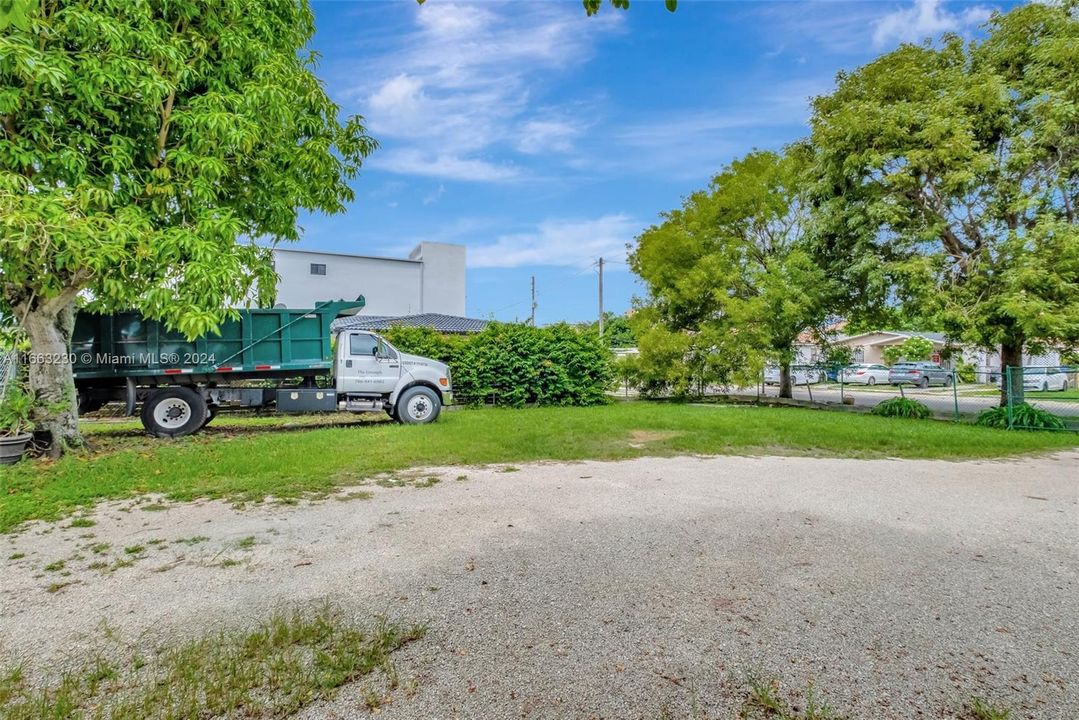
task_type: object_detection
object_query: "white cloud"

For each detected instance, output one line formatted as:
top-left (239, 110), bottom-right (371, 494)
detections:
top-left (374, 149), bottom-right (519, 183)
top-left (346, 2), bottom-right (621, 182)
top-left (516, 119), bottom-right (581, 155)
top-left (754, 1), bottom-right (996, 55)
top-left (423, 184), bottom-right (446, 205)
top-left (469, 214), bottom-right (639, 269)
top-left (872, 0), bottom-right (992, 47)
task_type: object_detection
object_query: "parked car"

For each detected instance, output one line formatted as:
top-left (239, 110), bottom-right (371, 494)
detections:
top-left (838, 363), bottom-right (890, 386)
top-left (1022, 367), bottom-right (1070, 392)
top-left (764, 366), bottom-right (822, 386)
top-left (888, 361), bottom-right (952, 388)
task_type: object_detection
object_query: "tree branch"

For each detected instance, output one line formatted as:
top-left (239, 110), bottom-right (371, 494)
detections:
top-left (39, 270), bottom-right (93, 318)
top-left (151, 90), bottom-right (176, 168)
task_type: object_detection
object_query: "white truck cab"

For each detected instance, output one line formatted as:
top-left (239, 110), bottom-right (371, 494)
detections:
top-left (335, 331), bottom-right (452, 423)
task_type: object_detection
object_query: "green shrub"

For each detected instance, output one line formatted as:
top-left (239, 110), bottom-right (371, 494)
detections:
top-left (611, 354), bottom-right (641, 394)
top-left (383, 326), bottom-right (464, 365)
top-left (0, 382), bottom-right (35, 436)
top-left (387, 323), bottom-right (613, 408)
top-left (871, 397), bottom-right (932, 420)
top-left (881, 336), bottom-right (935, 366)
top-left (955, 360), bottom-right (977, 384)
top-left (976, 403), bottom-right (1066, 431)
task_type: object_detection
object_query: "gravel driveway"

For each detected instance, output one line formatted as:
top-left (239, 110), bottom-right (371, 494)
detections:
top-left (2, 453), bottom-right (1077, 719)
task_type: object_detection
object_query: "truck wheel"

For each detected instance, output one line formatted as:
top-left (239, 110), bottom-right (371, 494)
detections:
top-left (395, 386), bottom-right (441, 425)
top-left (140, 387), bottom-right (208, 438)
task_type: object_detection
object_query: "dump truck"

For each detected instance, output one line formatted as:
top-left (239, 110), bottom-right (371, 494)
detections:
top-left (70, 298), bottom-right (452, 437)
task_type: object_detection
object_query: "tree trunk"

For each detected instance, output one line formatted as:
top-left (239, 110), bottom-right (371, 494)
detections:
top-left (999, 336), bottom-right (1024, 409)
top-left (18, 298), bottom-right (83, 457)
top-left (779, 361), bottom-right (793, 399)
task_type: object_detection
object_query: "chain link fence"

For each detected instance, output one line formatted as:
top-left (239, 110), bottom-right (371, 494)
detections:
top-left (0, 350), bottom-right (18, 402)
top-left (1000, 366), bottom-right (1079, 431)
top-left (743, 363), bottom-right (1078, 431)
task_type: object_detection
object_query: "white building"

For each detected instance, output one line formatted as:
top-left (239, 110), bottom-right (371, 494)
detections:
top-left (272, 242), bottom-right (466, 316)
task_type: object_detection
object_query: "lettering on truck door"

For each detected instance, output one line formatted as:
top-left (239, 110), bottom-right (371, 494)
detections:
top-left (340, 332), bottom-right (400, 393)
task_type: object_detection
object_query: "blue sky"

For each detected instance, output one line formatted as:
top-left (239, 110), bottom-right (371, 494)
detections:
top-left (298, 0), bottom-right (1002, 324)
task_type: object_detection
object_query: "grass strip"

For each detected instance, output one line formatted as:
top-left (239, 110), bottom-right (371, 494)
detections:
top-left (0, 606), bottom-right (423, 720)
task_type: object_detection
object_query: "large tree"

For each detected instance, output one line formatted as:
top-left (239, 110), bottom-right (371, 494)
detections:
top-left (0, 0), bottom-right (374, 454)
top-left (810, 2), bottom-right (1079, 406)
top-left (630, 148), bottom-right (835, 399)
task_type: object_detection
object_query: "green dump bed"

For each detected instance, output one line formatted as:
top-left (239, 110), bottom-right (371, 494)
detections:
top-left (72, 299), bottom-right (364, 383)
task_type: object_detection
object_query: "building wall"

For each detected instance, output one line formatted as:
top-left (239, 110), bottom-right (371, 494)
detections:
top-left (410, 242), bottom-right (467, 316)
top-left (965, 348), bottom-right (1061, 373)
top-left (272, 242), bottom-right (466, 316)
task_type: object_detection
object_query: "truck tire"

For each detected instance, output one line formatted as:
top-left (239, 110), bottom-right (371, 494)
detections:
top-left (395, 386), bottom-right (441, 425)
top-left (140, 387), bottom-right (208, 438)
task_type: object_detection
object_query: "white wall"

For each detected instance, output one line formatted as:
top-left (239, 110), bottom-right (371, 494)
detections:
top-left (410, 242), bottom-right (467, 316)
top-left (272, 242), bottom-right (466, 316)
top-left (965, 348), bottom-right (1061, 372)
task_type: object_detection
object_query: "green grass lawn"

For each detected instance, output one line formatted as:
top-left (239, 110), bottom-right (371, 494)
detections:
top-left (1, 606), bottom-right (423, 719)
top-left (2, 403), bottom-right (1075, 532)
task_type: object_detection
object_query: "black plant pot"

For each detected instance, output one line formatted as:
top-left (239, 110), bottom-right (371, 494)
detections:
top-left (0, 433), bottom-right (32, 465)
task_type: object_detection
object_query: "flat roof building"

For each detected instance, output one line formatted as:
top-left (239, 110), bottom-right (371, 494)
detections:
top-left (272, 242), bottom-right (466, 316)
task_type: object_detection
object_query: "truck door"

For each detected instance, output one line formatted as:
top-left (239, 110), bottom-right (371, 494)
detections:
top-left (338, 332), bottom-right (401, 394)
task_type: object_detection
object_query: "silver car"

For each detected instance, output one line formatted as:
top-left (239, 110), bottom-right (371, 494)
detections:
top-left (839, 363), bottom-right (890, 385)
top-left (764, 366), bottom-right (822, 385)
top-left (888, 361), bottom-right (952, 388)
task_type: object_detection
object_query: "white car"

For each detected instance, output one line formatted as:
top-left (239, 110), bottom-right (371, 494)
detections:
top-left (838, 363), bottom-right (890, 386)
top-left (1022, 367), bottom-right (1071, 392)
top-left (764, 366), bottom-right (822, 386)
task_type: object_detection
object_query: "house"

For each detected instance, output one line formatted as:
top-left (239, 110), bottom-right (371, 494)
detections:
top-left (793, 322), bottom-right (849, 365)
top-left (272, 242), bottom-right (466, 316)
top-left (832, 330), bottom-right (950, 365)
top-left (832, 330), bottom-right (1063, 378)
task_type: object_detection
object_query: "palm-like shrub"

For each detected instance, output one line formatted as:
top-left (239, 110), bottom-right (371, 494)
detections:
top-left (976, 403), bottom-right (1066, 431)
top-left (871, 397), bottom-right (932, 420)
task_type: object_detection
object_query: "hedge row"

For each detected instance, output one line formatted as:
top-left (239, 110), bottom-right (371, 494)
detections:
top-left (384, 323), bottom-right (613, 407)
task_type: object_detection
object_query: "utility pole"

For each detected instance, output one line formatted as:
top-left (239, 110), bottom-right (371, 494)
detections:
top-left (530, 275), bottom-right (536, 326)
top-left (597, 257), bottom-right (604, 337)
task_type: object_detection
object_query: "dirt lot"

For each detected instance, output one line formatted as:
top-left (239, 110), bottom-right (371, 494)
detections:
top-left (2, 453), bottom-right (1077, 719)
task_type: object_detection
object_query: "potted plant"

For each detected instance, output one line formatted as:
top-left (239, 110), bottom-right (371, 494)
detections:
top-left (0, 383), bottom-right (34, 465)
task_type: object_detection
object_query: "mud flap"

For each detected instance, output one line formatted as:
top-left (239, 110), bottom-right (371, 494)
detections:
top-left (125, 377), bottom-right (137, 416)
